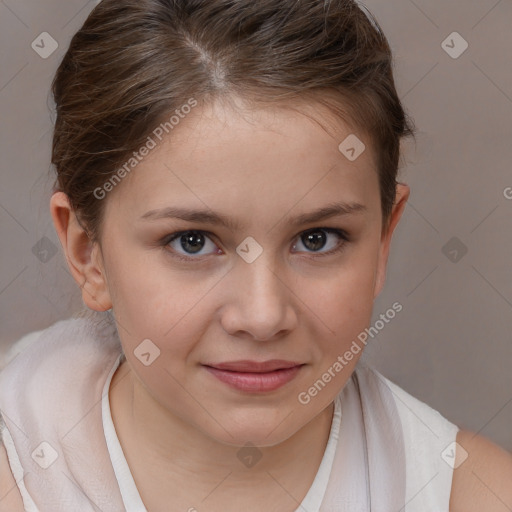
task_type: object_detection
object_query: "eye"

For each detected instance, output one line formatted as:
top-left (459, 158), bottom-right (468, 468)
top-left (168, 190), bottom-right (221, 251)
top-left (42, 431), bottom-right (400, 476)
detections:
top-left (164, 230), bottom-right (220, 260)
top-left (161, 227), bottom-right (349, 262)
top-left (291, 228), bottom-right (349, 256)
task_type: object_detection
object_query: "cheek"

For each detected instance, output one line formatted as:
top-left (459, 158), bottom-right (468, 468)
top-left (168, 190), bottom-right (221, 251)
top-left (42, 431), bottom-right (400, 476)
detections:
top-left (306, 242), bottom-right (380, 347)
top-left (104, 246), bottom-right (218, 354)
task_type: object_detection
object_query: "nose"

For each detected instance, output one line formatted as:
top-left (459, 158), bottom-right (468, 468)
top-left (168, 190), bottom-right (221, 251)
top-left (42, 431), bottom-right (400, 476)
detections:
top-left (220, 255), bottom-right (298, 342)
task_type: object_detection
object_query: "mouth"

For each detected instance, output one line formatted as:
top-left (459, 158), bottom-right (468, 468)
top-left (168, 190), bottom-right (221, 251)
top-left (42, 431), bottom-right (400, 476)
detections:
top-left (204, 359), bottom-right (303, 373)
top-left (202, 360), bottom-right (305, 393)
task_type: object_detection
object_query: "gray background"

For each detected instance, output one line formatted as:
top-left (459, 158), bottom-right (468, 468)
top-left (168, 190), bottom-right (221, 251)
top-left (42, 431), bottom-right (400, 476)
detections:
top-left (1, 0), bottom-right (511, 451)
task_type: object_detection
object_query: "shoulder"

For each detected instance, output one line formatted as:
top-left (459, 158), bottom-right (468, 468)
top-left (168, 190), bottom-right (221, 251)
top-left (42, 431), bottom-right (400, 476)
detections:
top-left (0, 328), bottom-right (43, 371)
top-left (0, 440), bottom-right (24, 511)
top-left (450, 429), bottom-right (512, 512)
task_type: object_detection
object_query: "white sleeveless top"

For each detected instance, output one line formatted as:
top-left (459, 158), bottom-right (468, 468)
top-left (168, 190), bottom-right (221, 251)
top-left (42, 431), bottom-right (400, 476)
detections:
top-left (0, 311), bottom-right (459, 511)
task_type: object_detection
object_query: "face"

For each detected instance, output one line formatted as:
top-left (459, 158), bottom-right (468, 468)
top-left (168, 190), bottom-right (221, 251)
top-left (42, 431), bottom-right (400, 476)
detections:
top-left (82, 98), bottom-right (406, 447)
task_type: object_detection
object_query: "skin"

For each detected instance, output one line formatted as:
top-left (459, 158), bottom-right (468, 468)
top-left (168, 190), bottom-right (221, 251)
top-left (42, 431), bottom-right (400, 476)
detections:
top-left (2, 97), bottom-right (512, 511)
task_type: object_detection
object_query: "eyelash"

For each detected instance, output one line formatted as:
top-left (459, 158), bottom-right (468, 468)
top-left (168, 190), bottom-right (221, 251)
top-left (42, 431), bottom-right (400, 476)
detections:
top-left (160, 228), bottom-right (350, 262)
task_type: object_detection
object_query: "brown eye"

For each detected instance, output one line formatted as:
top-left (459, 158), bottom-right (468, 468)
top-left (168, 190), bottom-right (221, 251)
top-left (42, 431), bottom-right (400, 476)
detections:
top-left (302, 230), bottom-right (328, 251)
top-left (165, 230), bottom-right (220, 259)
top-left (292, 228), bottom-right (349, 256)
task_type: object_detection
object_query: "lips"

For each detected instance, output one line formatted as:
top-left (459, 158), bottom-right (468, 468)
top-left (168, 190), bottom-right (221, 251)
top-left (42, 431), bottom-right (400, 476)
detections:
top-left (204, 360), bottom-right (302, 373)
top-left (202, 360), bottom-right (305, 392)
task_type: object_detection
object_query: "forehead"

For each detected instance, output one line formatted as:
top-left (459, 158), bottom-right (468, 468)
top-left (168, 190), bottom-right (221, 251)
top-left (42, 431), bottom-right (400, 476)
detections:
top-left (104, 98), bottom-right (380, 227)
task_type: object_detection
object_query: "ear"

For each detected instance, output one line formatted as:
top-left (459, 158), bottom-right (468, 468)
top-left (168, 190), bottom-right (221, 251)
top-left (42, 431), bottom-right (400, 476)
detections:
top-left (373, 183), bottom-right (410, 299)
top-left (50, 191), bottom-right (112, 311)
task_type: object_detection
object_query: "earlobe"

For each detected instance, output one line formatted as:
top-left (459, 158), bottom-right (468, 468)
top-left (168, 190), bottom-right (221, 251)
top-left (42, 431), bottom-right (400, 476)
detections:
top-left (373, 183), bottom-right (410, 299)
top-left (50, 191), bottom-right (112, 311)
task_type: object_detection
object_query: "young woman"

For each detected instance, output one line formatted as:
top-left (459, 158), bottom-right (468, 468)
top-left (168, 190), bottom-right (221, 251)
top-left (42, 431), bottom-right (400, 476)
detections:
top-left (1, 1), bottom-right (512, 510)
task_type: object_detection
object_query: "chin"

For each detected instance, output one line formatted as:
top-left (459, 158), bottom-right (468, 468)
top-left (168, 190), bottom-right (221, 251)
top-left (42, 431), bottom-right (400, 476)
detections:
top-left (204, 417), bottom-right (301, 449)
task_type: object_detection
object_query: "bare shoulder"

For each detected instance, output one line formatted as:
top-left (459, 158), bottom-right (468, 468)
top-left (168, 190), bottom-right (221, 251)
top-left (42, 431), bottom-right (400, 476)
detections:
top-left (0, 440), bottom-right (24, 511)
top-left (450, 429), bottom-right (512, 512)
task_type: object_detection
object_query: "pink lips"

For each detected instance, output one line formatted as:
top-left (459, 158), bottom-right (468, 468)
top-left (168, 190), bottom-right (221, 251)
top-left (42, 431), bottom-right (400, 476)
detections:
top-left (203, 360), bottom-right (304, 392)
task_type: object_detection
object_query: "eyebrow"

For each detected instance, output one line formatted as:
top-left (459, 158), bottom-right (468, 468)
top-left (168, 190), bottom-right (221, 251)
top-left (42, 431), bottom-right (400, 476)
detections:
top-left (140, 201), bottom-right (367, 231)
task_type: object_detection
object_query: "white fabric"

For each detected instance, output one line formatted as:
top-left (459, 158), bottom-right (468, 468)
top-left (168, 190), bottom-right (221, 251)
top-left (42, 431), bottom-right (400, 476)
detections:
top-left (101, 354), bottom-right (147, 511)
top-left (0, 329), bottom-right (43, 373)
top-left (384, 376), bottom-right (459, 510)
top-left (0, 311), bottom-right (459, 511)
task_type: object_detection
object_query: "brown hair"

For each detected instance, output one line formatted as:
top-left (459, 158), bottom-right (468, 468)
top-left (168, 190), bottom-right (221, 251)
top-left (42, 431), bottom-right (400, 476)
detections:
top-left (51, 0), bottom-right (415, 242)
